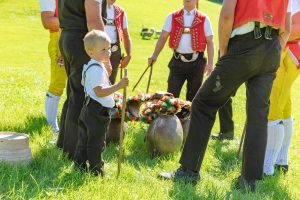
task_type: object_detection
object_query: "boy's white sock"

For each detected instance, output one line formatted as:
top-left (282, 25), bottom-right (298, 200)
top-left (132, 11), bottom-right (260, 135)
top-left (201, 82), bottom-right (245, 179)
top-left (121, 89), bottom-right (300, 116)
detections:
top-left (45, 91), bottom-right (60, 133)
top-left (276, 118), bottom-right (293, 166)
top-left (264, 121), bottom-right (284, 176)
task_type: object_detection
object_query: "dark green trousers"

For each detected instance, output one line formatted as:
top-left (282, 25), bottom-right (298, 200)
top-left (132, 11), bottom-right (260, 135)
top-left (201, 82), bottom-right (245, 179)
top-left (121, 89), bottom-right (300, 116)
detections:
top-left (180, 29), bottom-right (281, 181)
top-left (218, 97), bottom-right (234, 134)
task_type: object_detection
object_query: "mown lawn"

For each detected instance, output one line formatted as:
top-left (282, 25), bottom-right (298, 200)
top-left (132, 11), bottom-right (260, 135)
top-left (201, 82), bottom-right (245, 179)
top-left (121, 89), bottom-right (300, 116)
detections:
top-left (0, 0), bottom-right (299, 199)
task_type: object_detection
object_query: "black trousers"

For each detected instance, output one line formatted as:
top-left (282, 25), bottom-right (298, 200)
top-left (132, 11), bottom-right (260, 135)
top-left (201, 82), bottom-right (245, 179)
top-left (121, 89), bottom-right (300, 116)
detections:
top-left (57, 30), bottom-right (90, 159)
top-left (109, 44), bottom-right (122, 84)
top-left (180, 29), bottom-right (281, 181)
top-left (74, 98), bottom-right (110, 174)
top-left (218, 97), bottom-right (234, 133)
top-left (167, 53), bottom-right (207, 101)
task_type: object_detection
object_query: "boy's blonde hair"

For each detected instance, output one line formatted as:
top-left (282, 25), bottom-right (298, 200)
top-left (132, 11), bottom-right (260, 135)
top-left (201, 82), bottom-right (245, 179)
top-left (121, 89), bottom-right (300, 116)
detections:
top-left (83, 30), bottom-right (111, 52)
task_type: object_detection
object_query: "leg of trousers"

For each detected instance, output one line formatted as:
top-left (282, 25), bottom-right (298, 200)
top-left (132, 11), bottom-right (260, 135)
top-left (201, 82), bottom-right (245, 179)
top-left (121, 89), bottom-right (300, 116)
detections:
top-left (180, 31), bottom-right (281, 181)
top-left (75, 102), bottom-right (110, 174)
top-left (58, 30), bottom-right (90, 159)
top-left (218, 97), bottom-right (234, 133)
top-left (167, 56), bottom-right (206, 101)
top-left (109, 47), bottom-right (121, 84)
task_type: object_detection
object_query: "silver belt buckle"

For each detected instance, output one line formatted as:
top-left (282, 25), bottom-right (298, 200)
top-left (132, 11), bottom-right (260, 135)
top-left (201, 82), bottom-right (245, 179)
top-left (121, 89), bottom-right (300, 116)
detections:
top-left (180, 52), bottom-right (199, 62)
top-left (111, 45), bottom-right (119, 53)
top-left (106, 19), bottom-right (115, 26)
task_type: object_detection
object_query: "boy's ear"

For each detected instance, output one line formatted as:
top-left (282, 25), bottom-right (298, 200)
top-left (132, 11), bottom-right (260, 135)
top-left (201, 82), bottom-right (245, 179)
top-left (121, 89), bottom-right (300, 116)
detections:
top-left (87, 49), bottom-right (93, 57)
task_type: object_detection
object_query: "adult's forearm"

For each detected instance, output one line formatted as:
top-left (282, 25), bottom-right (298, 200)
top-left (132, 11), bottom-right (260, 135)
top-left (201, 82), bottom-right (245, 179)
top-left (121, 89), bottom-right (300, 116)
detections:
top-left (87, 19), bottom-right (105, 31)
top-left (41, 12), bottom-right (59, 31)
top-left (152, 32), bottom-right (168, 58)
top-left (206, 40), bottom-right (214, 66)
top-left (85, 0), bottom-right (105, 31)
top-left (123, 30), bottom-right (132, 56)
top-left (289, 24), bottom-right (300, 41)
top-left (218, 17), bottom-right (234, 57)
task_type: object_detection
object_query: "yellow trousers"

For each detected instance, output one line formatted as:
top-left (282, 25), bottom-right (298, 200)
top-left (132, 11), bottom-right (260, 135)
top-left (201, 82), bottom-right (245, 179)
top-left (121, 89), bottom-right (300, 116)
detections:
top-left (48, 32), bottom-right (67, 96)
top-left (268, 49), bottom-right (300, 121)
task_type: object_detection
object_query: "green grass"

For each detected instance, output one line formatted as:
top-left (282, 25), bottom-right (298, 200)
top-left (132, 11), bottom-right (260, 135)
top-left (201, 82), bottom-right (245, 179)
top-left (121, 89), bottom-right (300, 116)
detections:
top-left (0, 0), bottom-right (299, 199)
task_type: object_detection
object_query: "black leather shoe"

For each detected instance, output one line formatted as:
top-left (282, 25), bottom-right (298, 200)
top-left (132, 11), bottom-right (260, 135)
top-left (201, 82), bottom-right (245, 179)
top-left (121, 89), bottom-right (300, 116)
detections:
top-left (233, 176), bottom-right (256, 192)
top-left (158, 166), bottom-right (200, 184)
top-left (275, 164), bottom-right (289, 174)
top-left (211, 131), bottom-right (234, 140)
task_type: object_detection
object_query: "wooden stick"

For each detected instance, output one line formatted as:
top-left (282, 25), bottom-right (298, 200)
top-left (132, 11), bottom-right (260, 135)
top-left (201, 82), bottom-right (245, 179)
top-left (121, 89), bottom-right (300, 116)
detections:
top-left (119, 54), bottom-right (125, 80)
top-left (117, 68), bottom-right (127, 178)
top-left (132, 65), bottom-right (150, 92)
top-left (146, 64), bottom-right (153, 94)
top-left (237, 120), bottom-right (247, 159)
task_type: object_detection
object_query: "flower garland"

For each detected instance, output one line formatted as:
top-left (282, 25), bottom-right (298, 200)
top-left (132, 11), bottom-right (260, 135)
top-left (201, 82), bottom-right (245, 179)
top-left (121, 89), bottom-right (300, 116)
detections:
top-left (110, 92), bottom-right (191, 123)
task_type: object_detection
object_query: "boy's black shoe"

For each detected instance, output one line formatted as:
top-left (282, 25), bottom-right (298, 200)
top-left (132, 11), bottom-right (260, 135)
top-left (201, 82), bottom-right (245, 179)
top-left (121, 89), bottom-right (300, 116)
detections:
top-left (157, 166), bottom-right (200, 184)
top-left (275, 164), bottom-right (289, 174)
top-left (211, 131), bottom-right (234, 140)
top-left (233, 176), bottom-right (256, 192)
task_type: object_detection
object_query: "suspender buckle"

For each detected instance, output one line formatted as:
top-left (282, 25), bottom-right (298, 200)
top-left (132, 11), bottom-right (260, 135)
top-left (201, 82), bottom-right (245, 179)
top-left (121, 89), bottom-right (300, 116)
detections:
top-left (264, 26), bottom-right (273, 40)
top-left (254, 22), bottom-right (262, 40)
top-left (84, 96), bottom-right (91, 106)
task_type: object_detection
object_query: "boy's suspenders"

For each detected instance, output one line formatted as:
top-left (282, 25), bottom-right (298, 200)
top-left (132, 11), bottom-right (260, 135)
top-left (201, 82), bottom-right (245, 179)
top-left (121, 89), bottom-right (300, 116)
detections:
top-left (83, 63), bottom-right (102, 105)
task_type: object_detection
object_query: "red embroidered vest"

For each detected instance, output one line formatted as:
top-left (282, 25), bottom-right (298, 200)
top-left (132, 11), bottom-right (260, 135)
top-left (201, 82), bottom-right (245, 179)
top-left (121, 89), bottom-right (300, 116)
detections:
top-left (169, 9), bottom-right (207, 52)
top-left (233, 0), bottom-right (288, 30)
top-left (113, 5), bottom-right (125, 42)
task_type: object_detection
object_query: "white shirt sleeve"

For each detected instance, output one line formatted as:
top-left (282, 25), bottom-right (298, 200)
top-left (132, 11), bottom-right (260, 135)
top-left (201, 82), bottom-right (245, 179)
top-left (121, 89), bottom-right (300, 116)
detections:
top-left (288, 0), bottom-right (292, 12)
top-left (204, 16), bottom-right (213, 37)
top-left (95, 0), bottom-right (103, 4)
top-left (39, 0), bottom-right (56, 12)
top-left (123, 12), bottom-right (128, 29)
top-left (162, 13), bottom-right (172, 32)
top-left (88, 67), bottom-right (106, 89)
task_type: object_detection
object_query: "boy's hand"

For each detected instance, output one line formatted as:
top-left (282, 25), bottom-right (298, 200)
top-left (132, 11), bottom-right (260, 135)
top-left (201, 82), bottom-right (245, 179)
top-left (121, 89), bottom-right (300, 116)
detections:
top-left (118, 77), bottom-right (129, 89)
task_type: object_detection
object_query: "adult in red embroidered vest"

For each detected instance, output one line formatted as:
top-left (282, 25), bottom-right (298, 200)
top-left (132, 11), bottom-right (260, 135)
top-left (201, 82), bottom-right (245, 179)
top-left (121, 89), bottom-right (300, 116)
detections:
top-left (158, 0), bottom-right (291, 191)
top-left (264, 0), bottom-right (300, 176)
top-left (103, 0), bottom-right (132, 84)
top-left (39, 0), bottom-right (67, 134)
top-left (148, 0), bottom-right (214, 101)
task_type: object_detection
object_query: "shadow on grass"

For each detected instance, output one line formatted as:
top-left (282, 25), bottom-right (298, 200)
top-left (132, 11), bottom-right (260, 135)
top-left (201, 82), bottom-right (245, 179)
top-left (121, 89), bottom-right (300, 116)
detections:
top-left (0, 144), bottom-right (86, 199)
top-left (210, 140), bottom-right (239, 176)
top-left (0, 114), bottom-right (87, 198)
top-left (1, 114), bottom-right (47, 136)
top-left (104, 122), bottom-right (168, 170)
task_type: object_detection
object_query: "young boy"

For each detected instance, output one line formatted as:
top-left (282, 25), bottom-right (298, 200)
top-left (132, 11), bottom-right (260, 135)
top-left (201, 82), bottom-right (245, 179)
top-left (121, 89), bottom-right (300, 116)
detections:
top-left (74, 30), bottom-right (129, 176)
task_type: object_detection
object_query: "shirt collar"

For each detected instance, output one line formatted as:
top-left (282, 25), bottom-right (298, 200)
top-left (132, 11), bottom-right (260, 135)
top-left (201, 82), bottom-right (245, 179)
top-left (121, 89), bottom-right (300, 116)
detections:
top-left (183, 8), bottom-right (195, 16)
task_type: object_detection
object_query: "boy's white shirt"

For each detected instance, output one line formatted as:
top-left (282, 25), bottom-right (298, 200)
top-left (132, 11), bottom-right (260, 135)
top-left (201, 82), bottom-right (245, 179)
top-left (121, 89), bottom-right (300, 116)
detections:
top-left (82, 59), bottom-right (115, 108)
